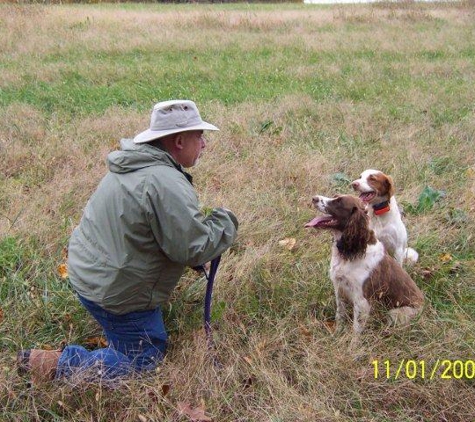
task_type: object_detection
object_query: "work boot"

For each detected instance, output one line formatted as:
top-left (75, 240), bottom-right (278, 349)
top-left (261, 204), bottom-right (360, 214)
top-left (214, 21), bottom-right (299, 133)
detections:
top-left (17, 349), bottom-right (62, 384)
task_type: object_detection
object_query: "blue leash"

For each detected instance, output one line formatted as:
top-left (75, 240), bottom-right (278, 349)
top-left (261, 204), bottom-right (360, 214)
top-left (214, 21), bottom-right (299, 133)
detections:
top-left (200, 255), bottom-right (222, 348)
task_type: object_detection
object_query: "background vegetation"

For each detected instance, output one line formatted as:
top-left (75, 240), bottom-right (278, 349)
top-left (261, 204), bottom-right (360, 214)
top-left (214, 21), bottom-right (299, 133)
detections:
top-left (1, 2), bottom-right (474, 421)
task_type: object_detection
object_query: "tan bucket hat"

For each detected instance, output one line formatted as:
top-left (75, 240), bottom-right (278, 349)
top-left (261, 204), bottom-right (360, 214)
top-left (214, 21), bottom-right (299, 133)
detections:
top-left (133, 100), bottom-right (219, 144)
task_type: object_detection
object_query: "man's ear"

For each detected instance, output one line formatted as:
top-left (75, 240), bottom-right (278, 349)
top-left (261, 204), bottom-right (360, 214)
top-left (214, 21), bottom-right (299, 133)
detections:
top-left (174, 133), bottom-right (185, 150)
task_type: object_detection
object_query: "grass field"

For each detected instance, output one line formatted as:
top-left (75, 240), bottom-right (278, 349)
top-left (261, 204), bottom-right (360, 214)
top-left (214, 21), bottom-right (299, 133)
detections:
top-left (1, 2), bottom-right (475, 421)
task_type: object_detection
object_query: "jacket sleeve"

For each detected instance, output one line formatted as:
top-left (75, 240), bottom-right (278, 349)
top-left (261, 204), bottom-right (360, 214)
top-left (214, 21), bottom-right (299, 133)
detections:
top-left (144, 168), bottom-right (238, 267)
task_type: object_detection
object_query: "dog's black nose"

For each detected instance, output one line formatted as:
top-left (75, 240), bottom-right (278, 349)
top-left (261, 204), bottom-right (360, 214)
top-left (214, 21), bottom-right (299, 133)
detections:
top-left (351, 181), bottom-right (359, 189)
top-left (312, 196), bottom-right (320, 204)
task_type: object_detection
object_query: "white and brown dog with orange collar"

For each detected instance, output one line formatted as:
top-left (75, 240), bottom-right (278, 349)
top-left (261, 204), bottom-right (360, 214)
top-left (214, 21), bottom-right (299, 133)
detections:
top-left (351, 169), bottom-right (418, 266)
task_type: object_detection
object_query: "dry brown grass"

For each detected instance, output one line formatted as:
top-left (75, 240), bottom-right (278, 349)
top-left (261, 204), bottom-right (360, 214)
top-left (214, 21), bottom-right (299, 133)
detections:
top-left (1, 3), bottom-right (475, 421)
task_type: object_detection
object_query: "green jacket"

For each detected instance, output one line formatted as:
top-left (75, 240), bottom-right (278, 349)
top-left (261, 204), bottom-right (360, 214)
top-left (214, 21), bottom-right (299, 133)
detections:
top-left (68, 139), bottom-right (238, 315)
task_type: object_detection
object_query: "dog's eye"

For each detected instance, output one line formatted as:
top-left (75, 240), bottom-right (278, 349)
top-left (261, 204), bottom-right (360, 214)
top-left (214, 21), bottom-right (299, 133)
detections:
top-left (368, 175), bottom-right (376, 181)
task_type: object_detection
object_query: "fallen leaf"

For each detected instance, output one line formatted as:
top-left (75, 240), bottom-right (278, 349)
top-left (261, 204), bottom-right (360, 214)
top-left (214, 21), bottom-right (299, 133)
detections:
top-left (439, 253), bottom-right (452, 263)
top-left (242, 356), bottom-right (253, 365)
top-left (299, 325), bottom-right (312, 339)
top-left (138, 415), bottom-right (147, 422)
top-left (84, 336), bottom-right (108, 349)
top-left (57, 263), bottom-right (68, 279)
top-left (0, 308), bottom-right (3, 324)
top-left (278, 238), bottom-right (297, 251)
top-left (161, 384), bottom-right (171, 397)
top-left (40, 344), bottom-right (54, 351)
top-left (177, 402), bottom-right (212, 422)
top-left (323, 320), bottom-right (336, 333)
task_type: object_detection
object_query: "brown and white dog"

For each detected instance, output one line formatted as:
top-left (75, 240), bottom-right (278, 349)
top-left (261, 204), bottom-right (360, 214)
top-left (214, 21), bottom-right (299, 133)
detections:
top-left (306, 194), bottom-right (424, 335)
top-left (351, 169), bottom-right (418, 266)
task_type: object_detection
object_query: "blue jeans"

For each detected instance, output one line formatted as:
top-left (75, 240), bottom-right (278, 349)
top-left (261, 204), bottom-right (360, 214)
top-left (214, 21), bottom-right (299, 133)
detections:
top-left (56, 296), bottom-right (167, 380)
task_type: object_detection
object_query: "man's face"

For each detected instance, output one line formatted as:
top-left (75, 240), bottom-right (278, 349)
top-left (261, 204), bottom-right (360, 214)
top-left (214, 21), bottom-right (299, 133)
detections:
top-left (178, 130), bottom-right (206, 168)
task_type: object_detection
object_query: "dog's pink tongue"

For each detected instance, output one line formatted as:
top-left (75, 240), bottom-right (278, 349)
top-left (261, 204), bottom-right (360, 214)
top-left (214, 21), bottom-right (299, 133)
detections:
top-left (305, 216), bottom-right (329, 228)
top-left (360, 192), bottom-right (374, 202)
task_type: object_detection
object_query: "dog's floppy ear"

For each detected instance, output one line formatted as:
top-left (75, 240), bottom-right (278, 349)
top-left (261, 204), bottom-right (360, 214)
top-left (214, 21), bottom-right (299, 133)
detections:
top-left (338, 206), bottom-right (369, 260)
top-left (385, 175), bottom-right (395, 198)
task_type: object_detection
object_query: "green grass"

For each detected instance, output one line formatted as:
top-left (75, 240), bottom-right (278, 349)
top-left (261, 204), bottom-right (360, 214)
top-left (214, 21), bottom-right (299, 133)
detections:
top-left (2, 17), bottom-right (474, 116)
top-left (1, 2), bottom-right (475, 421)
top-left (0, 50), bottom-right (465, 114)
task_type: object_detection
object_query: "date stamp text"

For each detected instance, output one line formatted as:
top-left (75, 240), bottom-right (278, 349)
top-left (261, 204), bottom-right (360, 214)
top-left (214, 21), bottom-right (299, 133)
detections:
top-left (372, 359), bottom-right (475, 380)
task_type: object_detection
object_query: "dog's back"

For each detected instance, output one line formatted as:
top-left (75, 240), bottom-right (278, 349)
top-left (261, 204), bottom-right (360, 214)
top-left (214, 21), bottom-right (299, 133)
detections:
top-left (363, 254), bottom-right (424, 307)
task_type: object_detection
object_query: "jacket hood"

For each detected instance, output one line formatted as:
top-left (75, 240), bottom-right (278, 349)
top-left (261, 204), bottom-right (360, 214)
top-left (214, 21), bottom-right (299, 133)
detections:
top-left (107, 138), bottom-right (178, 174)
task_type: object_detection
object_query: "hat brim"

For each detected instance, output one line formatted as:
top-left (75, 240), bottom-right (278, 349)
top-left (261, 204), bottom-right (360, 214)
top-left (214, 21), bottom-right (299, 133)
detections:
top-left (133, 121), bottom-right (219, 144)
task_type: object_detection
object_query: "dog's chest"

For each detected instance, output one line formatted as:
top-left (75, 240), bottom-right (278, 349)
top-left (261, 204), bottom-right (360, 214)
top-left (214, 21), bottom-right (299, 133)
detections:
top-left (368, 200), bottom-right (406, 242)
top-left (330, 243), bottom-right (385, 300)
